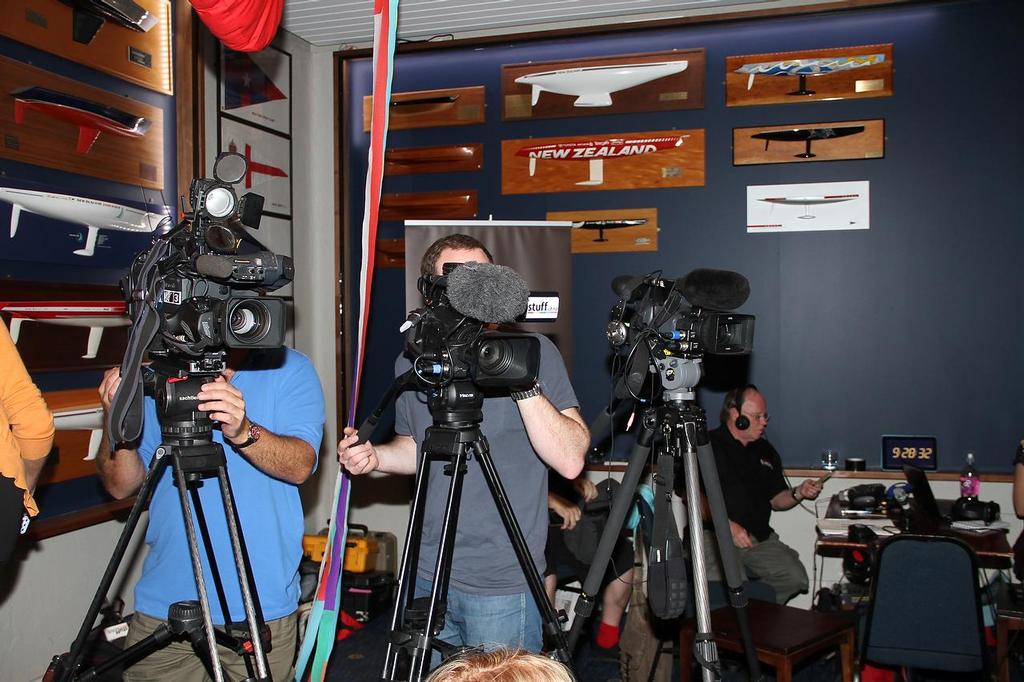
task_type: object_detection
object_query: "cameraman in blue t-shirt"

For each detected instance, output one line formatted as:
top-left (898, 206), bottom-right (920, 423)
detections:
top-left (338, 234), bottom-right (588, 655)
top-left (97, 348), bottom-right (325, 682)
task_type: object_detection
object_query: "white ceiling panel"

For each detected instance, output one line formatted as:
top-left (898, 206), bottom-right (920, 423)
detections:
top-left (282, 0), bottom-right (875, 48)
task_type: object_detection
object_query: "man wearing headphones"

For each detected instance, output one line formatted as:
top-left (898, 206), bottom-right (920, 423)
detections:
top-left (702, 385), bottom-right (822, 604)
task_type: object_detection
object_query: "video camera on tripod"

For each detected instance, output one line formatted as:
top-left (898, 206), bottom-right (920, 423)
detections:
top-left (50, 152), bottom-right (293, 682)
top-left (566, 268), bottom-right (765, 681)
top-left (605, 269), bottom-right (754, 401)
top-left (404, 260), bottom-right (540, 394)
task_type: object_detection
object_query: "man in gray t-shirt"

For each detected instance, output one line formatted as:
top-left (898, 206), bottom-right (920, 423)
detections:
top-left (338, 234), bottom-right (589, 654)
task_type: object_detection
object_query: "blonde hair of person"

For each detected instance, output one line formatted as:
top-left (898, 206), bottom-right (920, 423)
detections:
top-left (424, 648), bottom-right (576, 682)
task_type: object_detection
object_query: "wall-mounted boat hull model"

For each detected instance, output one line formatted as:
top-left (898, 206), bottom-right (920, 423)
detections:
top-left (516, 136), bottom-right (684, 186)
top-left (62, 0), bottom-right (159, 44)
top-left (733, 119), bottom-right (884, 165)
top-left (736, 54), bottom-right (884, 94)
top-left (0, 299), bottom-right (128, 359)
top-left (503, 130), bottom-right (704, 193)
top-left (12, 86), bottom-right (150, 154)
top-left (752, 125), bottom-right (865, 158)
top-left (503, 49), bottom-right (705, 120)
top-left (515, 60), bottom-right (688, 107)
top-left (0, 56), bottom-right (165, 187)
top-left (0, 187), bottom-right (167, 256)
top-left (727, 44), bottom-right (893, 107)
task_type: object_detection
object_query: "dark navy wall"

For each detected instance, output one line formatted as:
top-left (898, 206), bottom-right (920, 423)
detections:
top-left (344, 0), bottom-right (1022, 472)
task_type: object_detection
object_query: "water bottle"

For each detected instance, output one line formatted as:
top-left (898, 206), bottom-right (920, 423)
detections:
top-left (959, 452), bottom-right (980, 499)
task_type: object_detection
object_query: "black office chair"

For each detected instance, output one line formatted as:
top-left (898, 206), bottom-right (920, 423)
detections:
top-left (861, 534), bottom-right (989, 679)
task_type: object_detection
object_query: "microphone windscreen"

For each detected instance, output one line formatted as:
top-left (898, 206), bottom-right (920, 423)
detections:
top-left (447, 261), bottom-right (530, 323)
top-left (195, 253), bottom-right (235, 279)
top-left (611, 274), bottom-right (643, 297)
top-left (678, 268), bottom-right (750, 311)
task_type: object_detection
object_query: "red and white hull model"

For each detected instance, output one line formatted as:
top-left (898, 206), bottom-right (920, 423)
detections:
top-left (0, 187), bottom-right (168, 256)
top-left (516, 135), bottom-right (685, 186)
top-left (12, 87), bottom-right (151, 154)
top-left (0, 300), bottom-right (128, 358)
top-left (515, 60), bottom-right (688, 107)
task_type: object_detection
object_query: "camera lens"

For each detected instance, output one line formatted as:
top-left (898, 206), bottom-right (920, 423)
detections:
top-left (477, 339), bottom-right (511, 374)
top-left (228, 299), bottom-right (272, 343)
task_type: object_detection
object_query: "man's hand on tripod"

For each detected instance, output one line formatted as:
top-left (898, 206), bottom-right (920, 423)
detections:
top-left (729, 520), bottom-right (754, 549)
top-left (197, 374), bottom-right (247, 442)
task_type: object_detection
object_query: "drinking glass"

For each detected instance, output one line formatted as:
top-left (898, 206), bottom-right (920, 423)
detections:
top-left (821, 449), bottom-right (839, 471)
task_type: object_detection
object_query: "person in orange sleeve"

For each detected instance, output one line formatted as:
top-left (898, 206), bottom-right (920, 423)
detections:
top-left (0, 318), bottom-right (55, 562)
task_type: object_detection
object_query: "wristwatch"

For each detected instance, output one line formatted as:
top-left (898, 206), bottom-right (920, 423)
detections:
top-left (510, 382), bottom-right (543, 402)
top-left (792, 485), bottom-right (804, 502)
top-left (233, 421), bottom-right (263, 449)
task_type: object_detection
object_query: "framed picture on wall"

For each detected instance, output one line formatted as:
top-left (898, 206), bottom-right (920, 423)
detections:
top-left (217, 116), bottom-right (292, 217)
top-left (219, 45), bottom-right (291, 135)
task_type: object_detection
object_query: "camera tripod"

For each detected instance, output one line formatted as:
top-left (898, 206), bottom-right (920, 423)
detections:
top-left (48, 363), bottom-right (272, 682)
top-left (565, 359), bottom-right (763, 682)
top-left (359, 377), bottom-right (569, 681)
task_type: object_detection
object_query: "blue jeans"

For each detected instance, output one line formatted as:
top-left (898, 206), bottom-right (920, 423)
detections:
top-left (414, 575), bottom-right (542, 662)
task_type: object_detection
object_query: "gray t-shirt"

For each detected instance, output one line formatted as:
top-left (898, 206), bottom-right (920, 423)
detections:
top-left (394, 332), bottom-right (578, 594)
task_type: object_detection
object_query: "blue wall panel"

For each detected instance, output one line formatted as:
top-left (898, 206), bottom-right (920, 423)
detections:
top-left (343, 0), bottom-right (1022, 472)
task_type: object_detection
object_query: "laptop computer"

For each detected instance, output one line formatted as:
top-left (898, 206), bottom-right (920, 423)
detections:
top-left (903, 464), bottom-right (945, 527)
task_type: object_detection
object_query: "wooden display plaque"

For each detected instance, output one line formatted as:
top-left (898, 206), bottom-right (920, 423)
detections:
top-left (733, 119), bottom-right (885, 165)
top-left (0, 280), bottom-right (128, 373)
top-left (547, 207), bottom-right (659, 254)
top-left (726, 44), bottom-right (893, 107)
top-left (0, 56), bottom-right (165, 189)
top-left (385, 144), bottom-right (483, 175)
top-left (502, 129), bottom-right (704, 195)
top-left (363, 87), bottom-right (485, 132)
top-left (0, 0), bottom-right (173, 95)
top-left (503, 49), bottom-right (704, 120)
top-left (380, 190), bottom-right (478, 221)
top-left (376, 238), bottom-right (405, 268)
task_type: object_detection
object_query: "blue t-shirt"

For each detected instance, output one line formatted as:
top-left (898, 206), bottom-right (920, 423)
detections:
top-left (133, 348), bottom-right (325, 624)
top-left (394, 333), bottom-right (578, 594)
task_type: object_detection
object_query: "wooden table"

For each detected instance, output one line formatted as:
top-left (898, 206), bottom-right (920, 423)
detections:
top-left (815, 495), bottom-right (1012, 570)
top-left (679, 600), bottom-right (856, 682)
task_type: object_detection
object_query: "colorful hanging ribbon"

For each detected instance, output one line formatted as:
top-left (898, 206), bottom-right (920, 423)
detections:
top-left (294, 0), bottom-right (399, 679)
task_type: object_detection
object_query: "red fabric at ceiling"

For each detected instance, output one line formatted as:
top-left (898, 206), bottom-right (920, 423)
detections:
top-left (190, 0), bottom-right (284, 52)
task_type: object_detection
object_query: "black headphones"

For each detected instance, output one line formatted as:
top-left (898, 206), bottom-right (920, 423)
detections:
top-left (732, 384), bottom-right (757, 431)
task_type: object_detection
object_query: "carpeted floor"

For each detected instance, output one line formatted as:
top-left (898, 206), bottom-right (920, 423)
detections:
top-left (323, 614), bottom-right (631, 681)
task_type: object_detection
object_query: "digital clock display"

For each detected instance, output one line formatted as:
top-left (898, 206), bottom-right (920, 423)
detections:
top-left (882, 435), bottom-right (937, 470)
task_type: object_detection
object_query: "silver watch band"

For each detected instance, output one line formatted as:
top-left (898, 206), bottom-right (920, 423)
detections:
top-left (510, 382), bottom-right (542, 401)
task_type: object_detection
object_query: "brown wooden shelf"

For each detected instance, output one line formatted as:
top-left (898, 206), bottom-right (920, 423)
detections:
top-left (25, 497), bottom-right (135, 541)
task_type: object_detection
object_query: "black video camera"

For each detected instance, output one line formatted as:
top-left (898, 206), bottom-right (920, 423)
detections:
top-left (406, 262), bottom-right (539, 394)
top-left (124, 152), bottom-right (293, 362)
top-left (605, 270), bottom-right (755, 396)
top-left (108, 153), bottom-right (293, 445)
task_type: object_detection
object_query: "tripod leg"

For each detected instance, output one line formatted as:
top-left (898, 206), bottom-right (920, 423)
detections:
top-left (189, 487), bottom-right (234, 628)
top-left (57, 453), bottom-right (168, 682)
top-left (215, 465), bottom-right (272, 681)
top-left (407, 446), bottom-right (469, 681)
top-left (474, 441), bottom-right (569, 662)
top-left (565, 417), bottom-right (655, 653)
top-left (383, 448), bottom-right (434, 680)
top-left (170, 451), bottom-right (226, 682)
top-left (678, 433), bottom-right (721, 682)
top-left (692, 429), bottom-right (763, 682)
